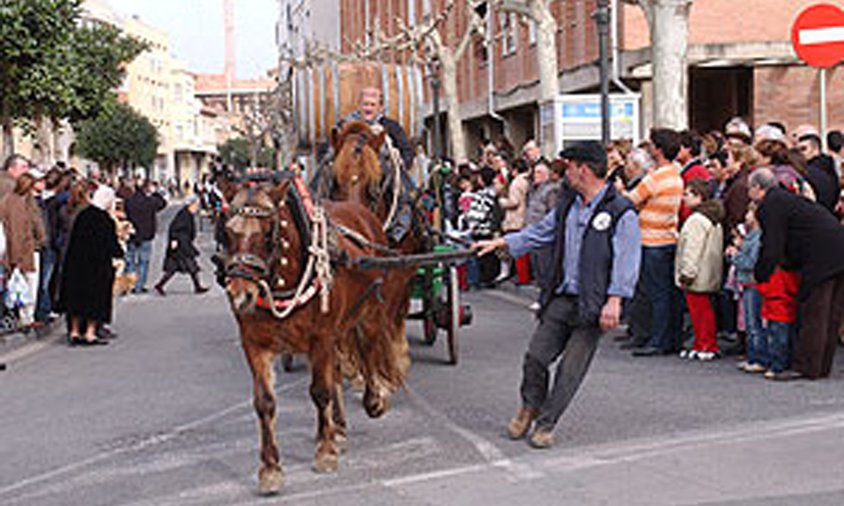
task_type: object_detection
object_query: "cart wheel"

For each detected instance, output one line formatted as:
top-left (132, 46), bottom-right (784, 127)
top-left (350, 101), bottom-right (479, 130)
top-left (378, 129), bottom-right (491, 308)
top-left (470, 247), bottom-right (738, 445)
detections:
top-left (445, 266), bottom-right (460, 365)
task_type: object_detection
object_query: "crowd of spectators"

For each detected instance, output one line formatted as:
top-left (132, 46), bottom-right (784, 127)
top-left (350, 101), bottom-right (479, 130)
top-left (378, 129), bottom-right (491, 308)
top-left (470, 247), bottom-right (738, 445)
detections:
top-left (0, 157), bottom-right (209, 346)
top-left (427, 119), bottom-right (844, 381)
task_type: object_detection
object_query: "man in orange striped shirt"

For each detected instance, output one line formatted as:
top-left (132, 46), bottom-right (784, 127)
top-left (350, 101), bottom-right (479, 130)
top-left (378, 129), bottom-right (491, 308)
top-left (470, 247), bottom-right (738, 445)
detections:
top-left (623, 129), bottom-right (685, 356)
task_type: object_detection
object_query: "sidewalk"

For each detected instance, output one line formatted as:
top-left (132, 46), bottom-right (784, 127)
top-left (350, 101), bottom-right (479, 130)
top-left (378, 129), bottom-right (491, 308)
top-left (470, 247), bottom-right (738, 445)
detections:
top-left (0, 320), bottom-right (63, 369)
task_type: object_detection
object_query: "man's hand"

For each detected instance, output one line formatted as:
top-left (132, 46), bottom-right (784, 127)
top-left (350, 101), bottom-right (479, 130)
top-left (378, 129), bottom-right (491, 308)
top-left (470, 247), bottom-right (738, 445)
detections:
top-left (599, 296), bottom-right (622, 332)
top-left (170, 240), bottom-right (178, 250)
top-left (472, 237), bottom-right (507, 257)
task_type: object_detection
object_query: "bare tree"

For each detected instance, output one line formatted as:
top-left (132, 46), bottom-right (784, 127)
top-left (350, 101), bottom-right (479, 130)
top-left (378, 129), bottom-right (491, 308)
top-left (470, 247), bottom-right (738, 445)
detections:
top-left (625, 0), bottom-right (694, 129)
top-left (238, 83), bottom-right (292, 167)
top-left (377, 1), bottom-right (487, 162)
top-left (495, 0), bottom-right (559, 155)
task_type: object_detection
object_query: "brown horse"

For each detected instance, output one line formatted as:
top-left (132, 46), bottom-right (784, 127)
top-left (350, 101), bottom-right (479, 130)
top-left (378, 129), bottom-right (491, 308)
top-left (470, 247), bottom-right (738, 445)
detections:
top-left (220, 173), bottom-right (408, 494)
top-left (328, 120), bottom-right (432, 342)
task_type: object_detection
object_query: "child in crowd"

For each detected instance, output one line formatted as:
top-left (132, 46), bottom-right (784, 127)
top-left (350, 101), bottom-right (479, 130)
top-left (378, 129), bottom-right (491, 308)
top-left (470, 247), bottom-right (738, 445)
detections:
top-left (727, 203), bottom-right (766, 373)
top-left (757, 265), bottom-right (800, 380)
top-left (675, 179), bottom-right (724, 360)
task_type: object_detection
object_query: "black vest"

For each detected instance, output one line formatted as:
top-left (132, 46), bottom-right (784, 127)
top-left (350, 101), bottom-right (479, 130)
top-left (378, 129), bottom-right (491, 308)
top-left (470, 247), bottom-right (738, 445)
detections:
top-left (541, 184), bottom-right (635, 324)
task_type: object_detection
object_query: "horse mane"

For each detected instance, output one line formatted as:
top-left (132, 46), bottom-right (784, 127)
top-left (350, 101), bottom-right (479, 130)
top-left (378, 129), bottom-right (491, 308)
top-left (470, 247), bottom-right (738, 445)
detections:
top-left (334, 120), bottom-right (383, 191)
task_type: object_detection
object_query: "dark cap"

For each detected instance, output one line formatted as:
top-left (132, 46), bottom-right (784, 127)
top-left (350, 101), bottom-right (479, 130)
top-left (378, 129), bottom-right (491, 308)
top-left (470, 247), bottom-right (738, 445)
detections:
top-left (559, 141), bottom-right (607, 169)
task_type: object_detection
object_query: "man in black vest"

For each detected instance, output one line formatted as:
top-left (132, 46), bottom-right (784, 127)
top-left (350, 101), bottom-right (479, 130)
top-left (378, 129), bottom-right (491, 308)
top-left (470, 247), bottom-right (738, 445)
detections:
top-left (475, 141), bottom-right (641, 448)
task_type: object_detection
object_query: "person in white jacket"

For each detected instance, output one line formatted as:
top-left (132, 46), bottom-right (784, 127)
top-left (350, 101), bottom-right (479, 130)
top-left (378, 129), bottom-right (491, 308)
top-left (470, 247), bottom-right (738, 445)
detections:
top-left (675, 179), bottom-right (725, 360)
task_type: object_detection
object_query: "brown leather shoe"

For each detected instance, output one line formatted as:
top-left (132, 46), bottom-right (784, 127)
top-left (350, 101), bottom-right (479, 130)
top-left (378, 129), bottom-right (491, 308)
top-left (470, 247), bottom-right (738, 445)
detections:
top-left (507, 407), bottom-right (538, 440)
top-left (529, 427), bottom-right (554, 449)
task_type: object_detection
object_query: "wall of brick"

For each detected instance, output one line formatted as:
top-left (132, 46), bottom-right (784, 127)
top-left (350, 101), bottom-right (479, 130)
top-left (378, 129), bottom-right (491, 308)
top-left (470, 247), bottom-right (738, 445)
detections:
top-left (754, 65), bottom-right (844, 133)
top-left (622, 0), bottom-right (827, 51)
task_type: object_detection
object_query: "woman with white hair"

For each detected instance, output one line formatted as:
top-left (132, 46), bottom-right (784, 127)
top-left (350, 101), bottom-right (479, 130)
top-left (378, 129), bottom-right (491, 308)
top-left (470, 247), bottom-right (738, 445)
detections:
top-left (57, 181), bottom-right (123, 345)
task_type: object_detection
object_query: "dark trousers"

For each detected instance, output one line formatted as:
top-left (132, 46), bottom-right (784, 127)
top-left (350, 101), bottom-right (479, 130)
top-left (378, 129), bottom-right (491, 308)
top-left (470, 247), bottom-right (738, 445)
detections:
top-left (521, 295), bottom-right (602, 430)
top-left (530, 246), bottom-right (555, 302)
top-left (626, 273), bottom-right (651, 345)
top-left (641, 245), bottom-right (683, 351)
top-left (795, 273), bottom-right (844, 379)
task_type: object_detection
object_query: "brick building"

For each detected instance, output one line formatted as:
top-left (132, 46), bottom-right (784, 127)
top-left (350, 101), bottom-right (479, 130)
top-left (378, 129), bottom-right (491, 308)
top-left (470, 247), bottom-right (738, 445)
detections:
top-left (337, 0), bottom-right (843, 158)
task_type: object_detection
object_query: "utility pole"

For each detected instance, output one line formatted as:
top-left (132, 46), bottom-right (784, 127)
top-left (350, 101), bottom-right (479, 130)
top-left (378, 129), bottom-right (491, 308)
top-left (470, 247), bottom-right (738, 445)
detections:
top-left (595, 0), bottom-right (611, 146)
top-left (224, 0), bottom-right (235, 113)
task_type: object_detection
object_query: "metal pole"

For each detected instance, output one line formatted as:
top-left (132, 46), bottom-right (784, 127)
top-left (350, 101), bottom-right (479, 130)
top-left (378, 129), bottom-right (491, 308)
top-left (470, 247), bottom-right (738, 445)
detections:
top-left (595, 0), bottom-right (611, 146)
top-left (820, 68), bottom-right (828, 151)
top-left (432, 72), bottom-right (443, 159)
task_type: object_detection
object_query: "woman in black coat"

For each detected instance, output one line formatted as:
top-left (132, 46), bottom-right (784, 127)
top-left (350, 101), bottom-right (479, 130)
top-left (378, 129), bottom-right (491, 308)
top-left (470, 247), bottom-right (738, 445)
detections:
top-left (58, 184), bottom-right (123, 345)
top-left (154, 197), bottom-right (208, 296)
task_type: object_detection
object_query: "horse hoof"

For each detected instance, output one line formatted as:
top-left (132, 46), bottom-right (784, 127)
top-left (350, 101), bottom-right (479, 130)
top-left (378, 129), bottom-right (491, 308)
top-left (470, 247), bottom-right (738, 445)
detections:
top-left (335, 432), bottom-right (349, 454)
top-left (313, 452), bottom-right (338, 473)
top-left (258, 467), bottom-right (285, 495)
top-left (363, 391), bottom-right (390, 418)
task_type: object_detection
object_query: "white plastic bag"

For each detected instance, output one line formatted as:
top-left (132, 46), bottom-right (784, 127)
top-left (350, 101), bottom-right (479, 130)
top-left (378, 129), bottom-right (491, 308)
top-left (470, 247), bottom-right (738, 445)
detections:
top-left (5, 268), bottom-right (33, 309)
top-left (0, 221), bottom-right (6, 260)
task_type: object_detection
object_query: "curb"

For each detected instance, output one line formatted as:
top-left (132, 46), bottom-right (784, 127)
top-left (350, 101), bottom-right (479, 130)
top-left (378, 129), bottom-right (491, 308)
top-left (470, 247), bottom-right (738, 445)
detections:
top-left (0, 323), bottom-right (63, 368)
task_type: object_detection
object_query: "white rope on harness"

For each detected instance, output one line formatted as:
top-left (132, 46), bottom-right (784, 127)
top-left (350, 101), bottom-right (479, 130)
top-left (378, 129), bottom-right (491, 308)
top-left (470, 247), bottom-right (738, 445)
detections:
top-left (311, 205), bottom-right (333, 313)
top-left (371, 123), bottom-right (403, 233)
top-left (257, 204), bottom-right (333, 319)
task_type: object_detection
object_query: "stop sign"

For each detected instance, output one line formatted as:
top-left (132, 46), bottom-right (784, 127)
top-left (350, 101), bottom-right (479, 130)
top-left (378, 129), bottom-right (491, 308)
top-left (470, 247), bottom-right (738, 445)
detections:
top-left (791, 3), bottom-right (844, 68)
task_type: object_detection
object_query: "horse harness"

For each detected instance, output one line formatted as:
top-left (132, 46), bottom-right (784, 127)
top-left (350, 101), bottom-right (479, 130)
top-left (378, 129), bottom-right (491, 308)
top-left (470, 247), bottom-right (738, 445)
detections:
top-left (222, 173), bottom-right (391, 321)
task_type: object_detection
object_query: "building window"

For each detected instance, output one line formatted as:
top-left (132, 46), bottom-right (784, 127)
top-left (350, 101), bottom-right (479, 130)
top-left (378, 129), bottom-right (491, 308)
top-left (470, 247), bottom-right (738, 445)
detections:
top-left (174, 83), bottom-right (183, 102)
top-left (364, 0), bottom-right (370, 43)
top-left (499, 13), bottom-right (518, 57)
top-left (408, 0), bottom-right (415, 23)
top-left (528, 19), bottom-right (536, 46)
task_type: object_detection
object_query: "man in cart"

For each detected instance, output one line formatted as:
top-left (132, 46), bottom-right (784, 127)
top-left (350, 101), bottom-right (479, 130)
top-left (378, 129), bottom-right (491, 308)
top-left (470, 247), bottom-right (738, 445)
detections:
top-left (311, 87), bottom-right (417, 244)
top-left (474, 141), bottom-right (641, 449)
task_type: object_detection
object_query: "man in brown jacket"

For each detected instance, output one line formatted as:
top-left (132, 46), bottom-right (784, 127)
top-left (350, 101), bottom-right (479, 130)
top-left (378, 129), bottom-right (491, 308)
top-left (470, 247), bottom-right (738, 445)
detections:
top-left (0, 155), bottom-right (29, 198)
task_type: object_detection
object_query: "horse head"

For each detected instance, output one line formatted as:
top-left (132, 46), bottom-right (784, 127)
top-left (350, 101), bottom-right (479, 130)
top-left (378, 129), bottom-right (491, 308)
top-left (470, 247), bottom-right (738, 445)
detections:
top-left (330, 120), bottom-right (385, 206)
top-left (223, 177), bottom-right (304, 315)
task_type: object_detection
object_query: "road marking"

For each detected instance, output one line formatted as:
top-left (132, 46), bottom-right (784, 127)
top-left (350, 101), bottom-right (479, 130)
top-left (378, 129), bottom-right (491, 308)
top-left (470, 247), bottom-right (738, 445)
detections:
top-left (0, 376), bottom-right (308, 499)
top-left (799, 26), bottom-right (844, 45)
top-left (403, 385), bottom-right (544, 482)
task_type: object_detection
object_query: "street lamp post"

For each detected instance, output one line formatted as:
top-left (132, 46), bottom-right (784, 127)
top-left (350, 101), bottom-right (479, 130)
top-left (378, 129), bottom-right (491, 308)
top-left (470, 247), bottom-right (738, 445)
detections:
top-left (595, 0), bottom-right (611, 146)
top-left (429, 61), bottom-right (443, 160)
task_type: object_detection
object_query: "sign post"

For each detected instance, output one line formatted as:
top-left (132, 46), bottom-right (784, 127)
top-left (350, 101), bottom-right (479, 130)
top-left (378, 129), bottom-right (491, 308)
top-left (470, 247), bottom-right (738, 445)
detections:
top-left (791, 3), bottom-right (844, 148)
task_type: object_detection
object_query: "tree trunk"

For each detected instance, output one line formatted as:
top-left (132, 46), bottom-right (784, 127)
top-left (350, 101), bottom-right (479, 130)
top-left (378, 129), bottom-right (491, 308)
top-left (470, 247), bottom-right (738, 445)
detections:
top-left (533, 1), bottom-right (559, 156)
top-left (650, 0), bottom-right (692, 129)
top-left (1, 110), bottom-right (13, 160)
top-left (439, 54), bottom-right (467, 162)
top-left (34, 116), bottom-right (55, 167)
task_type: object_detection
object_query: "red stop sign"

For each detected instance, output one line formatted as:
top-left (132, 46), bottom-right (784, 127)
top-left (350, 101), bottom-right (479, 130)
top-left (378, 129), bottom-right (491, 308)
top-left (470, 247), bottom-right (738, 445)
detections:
top-left (791, 3), bottom-right (844, 68)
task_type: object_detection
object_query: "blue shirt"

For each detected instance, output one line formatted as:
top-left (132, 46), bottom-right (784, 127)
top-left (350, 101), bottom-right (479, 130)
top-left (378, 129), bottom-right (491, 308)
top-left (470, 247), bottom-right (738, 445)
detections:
top-left (505, 184), bottom-right (641, 299)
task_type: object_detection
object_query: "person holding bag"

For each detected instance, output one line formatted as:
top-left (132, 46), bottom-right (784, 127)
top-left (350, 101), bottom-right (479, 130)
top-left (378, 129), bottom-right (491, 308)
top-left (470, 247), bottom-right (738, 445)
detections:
top-left (0, 171), bottom-right (47, 328)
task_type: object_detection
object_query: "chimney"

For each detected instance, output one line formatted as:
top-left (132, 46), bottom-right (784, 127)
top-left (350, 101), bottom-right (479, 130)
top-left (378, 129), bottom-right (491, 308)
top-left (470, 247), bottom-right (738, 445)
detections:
top-left (224, 0), bottom-right (235, 111)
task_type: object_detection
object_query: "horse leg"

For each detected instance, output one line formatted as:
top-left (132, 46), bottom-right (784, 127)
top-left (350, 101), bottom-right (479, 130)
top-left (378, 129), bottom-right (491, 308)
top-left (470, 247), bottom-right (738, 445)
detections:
top-left (357, 317), bottom-right (401, 419)
top-left (244, 343), bottom-right (284, 495)
top-left (332, 378), bottom-right (349, 453)
top-left (310, 341), bottom-right (338, 472)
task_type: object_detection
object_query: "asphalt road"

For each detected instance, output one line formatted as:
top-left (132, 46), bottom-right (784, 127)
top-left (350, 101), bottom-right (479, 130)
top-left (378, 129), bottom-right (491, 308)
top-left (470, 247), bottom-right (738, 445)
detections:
top-left (1, 207), bottom-right (844, 505)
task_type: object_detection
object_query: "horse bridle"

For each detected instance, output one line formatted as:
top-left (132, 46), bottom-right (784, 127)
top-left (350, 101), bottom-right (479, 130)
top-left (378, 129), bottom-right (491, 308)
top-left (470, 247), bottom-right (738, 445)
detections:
top-left (224, 203), bottom-right (279, 284)
top-left (223, 176), bottom-right (315, 302)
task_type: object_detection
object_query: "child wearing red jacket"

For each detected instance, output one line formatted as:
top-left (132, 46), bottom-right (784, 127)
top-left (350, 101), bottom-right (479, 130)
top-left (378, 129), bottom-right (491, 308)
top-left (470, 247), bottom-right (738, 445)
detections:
top-left (756, 267), bottom-right (800, 380)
